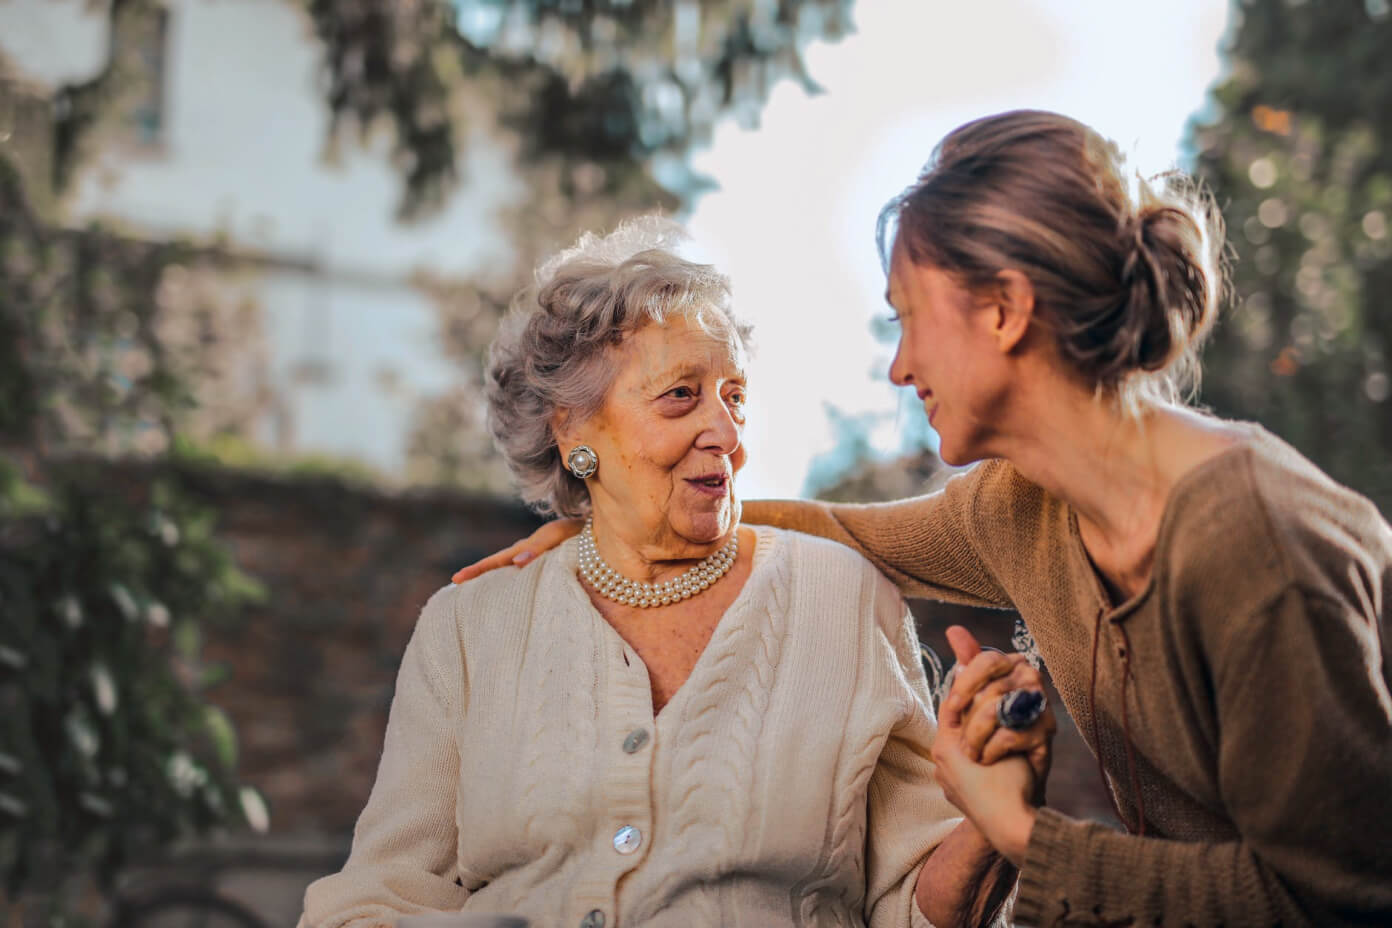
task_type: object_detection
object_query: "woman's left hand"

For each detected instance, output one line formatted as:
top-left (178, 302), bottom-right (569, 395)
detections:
top-left (930, 625), bottom-right (1056, 866)
top-left (938, 626), bottom-right (1056, 793)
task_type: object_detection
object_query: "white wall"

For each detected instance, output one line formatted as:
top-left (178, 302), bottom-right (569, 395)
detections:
top-left (0, 0), bottom-right (109, 86)
top-left (252, 267), bottom-right (459, 473)
top-left (1, 0), bottom-right (526, 475)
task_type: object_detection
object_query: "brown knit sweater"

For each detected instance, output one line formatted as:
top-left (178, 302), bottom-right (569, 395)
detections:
top-left (745, 425), bottom-right (1392, 926)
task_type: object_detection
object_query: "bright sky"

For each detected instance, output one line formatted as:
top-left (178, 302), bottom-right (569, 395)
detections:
top-left (685, 0), bottom-right (1230, 499)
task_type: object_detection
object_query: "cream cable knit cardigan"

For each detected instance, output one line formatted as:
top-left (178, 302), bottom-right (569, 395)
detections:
top-left (300, 526), bottom-right (964, 928)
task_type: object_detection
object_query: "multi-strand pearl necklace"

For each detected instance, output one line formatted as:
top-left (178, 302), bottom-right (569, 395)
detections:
top-left (577, 519), bottom-right (738, 608)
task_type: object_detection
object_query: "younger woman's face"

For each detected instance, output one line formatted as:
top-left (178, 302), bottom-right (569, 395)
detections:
top-left (885, 244), bottom-right (1013, 466)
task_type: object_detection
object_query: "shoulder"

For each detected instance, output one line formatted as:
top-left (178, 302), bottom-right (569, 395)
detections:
top-left (1240, 431), bottom-right (1391, 557)
top-left (762, 524), bottom-right (896, 590)
top-left (954, 458), bottom-right (1069, 583)
top-left (424, 546), bottom-right (567, 640)
top-left (1159, 426), bottom-right (1391, 632)
top-left (971, 457), bottom-right (1052, 509)
top-left (757, 525), bottom-right (910, 630)
top-left (843, 458), bottom-right (1056, 549)
top-left (932, 459), bottom-right (1064, 559)
top-left (452, 544), bottom-right (561, 603)
top-left (910, 458), bottom-right (1053, 526)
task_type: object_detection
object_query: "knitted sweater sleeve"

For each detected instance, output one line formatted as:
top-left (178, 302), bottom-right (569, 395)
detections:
top-left (299, 587), bottom-right (470, 927)
top-left (1014, 584), bottom-right (1392, 927)
top-left (863, 572), bottom-right (963, 928)
top-left (741, 465), bottom-right (1011, 608)
top-left (862, 569), bottom-right (1015, 928)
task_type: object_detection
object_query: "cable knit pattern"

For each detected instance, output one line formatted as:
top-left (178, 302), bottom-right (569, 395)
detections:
top-left (639, 535), bottom-right (788, 923)
top-left (299, 526), bottom-right (962, 928)
top-left (747, 424), bottom-right (1392, 927)
top-left (788, 621), bottom-right (870, 927)
top-left (793, 724), bottom-right (882, 927)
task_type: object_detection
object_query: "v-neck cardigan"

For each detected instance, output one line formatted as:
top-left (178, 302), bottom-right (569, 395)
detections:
top-left (746, 425), bottom-right (1392, 926)
top-left (300, 526), bottom-right (963, 928)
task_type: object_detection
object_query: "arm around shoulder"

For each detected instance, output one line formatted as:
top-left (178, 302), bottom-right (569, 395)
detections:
top-left (743, 465), bottom-right (1012, 607)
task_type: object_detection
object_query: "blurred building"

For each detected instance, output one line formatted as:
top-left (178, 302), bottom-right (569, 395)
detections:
top-left (1, 0), bottom-right (521, 478)
top-left (1, 2), bottom-right (542, 919)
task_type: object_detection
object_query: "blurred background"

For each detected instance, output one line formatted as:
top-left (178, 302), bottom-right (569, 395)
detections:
top-left (1, 0), bottom-right (1388, 924)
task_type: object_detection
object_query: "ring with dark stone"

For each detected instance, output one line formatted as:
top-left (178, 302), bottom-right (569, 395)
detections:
top-left (996, 689), bottom-right (1047, 731)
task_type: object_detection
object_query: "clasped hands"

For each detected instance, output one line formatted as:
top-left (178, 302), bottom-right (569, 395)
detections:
top-left (932, 625), bottom-right (1056, 867)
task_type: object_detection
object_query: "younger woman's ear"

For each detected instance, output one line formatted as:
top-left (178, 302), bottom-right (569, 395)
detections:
top-left (990, 269), bottom-right (1036, 353)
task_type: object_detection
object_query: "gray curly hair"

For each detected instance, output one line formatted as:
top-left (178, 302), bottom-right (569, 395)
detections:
top-left (485, 217), bottom-right (753, 518)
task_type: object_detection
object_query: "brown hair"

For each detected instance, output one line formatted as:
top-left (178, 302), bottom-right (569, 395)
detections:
top-left (879, 110), bottom-right (1226, 408)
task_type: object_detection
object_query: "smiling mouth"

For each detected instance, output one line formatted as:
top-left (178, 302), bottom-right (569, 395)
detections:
top-left (686, 474), bottom-right (729, 495)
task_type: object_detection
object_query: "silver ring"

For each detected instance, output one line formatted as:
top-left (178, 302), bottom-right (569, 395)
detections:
top-left (996, 689), bottom-right (1046, 731)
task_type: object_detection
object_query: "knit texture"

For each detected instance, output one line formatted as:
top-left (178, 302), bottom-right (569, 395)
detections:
top-left (746, 424), bottom-right (1392, 927)
top-left (300, 527), bottom-right (963, 928)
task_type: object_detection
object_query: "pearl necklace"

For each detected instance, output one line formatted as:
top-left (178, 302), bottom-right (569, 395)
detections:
top-left (577, 519), bottom-right (738, 608)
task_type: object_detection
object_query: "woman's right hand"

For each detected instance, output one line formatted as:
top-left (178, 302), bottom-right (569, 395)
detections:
top-left (451, 518), bottom-right (584, 583)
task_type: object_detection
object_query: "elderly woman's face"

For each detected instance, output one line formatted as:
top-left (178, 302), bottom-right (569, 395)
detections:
top-left (569, 314), bottom-right (747, 554)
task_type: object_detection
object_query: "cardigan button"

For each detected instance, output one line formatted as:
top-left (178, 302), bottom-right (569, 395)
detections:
top-left (622, 728), bottom-right (650, 753)
top-left (613, 824), bottom-right (642, 854)
top-left (579, 909), bottom-right (605, 928)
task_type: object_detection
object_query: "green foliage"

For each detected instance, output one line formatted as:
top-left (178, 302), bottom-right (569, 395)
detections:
top-left (1191, 0), bottom-right (1392, 513)
top-left (0, 157), bottom-right (266, 909)
top-left (0, 155), bottom-right (199, 458)
top-left (172, 433), bottom-right (388, 487)
top-left (307, 0), bottom-right (854, 216)
top-left (0, 460), bottom-right (264, 901)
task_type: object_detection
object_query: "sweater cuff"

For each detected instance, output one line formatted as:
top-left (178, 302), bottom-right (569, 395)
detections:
top-left (1013, 806), bottom-right (1078, 927)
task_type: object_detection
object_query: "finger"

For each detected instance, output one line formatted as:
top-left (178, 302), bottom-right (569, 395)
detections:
top-left (959, 676), bottom-right (1025, 759)
top-left (930, 714), bottom-right (963, 763)
top-left (958, 664), bottom-right (1049, 758)
top-left (1006, 661), bottom-right (1048, 693)
top-left (1028, 739), bottom-right (1054, 793)
top-left (979, 718), bottom-right (1053, 766)
top-left (451, 543), bottom-right (530, 584)
top-left (941, 650), bottom-right (1026, 725)
top-left (945, 625), bottom-right (983, 666)
top-left (451, 519), bottom-right (585, 583)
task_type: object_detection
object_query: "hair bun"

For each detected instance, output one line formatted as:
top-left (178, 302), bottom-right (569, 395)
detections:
top-left (1116, 194), bottom-right (1220, 379)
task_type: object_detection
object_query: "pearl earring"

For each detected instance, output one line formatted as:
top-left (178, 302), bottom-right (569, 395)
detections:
top-left (566, 444), bottom-right (598, 479)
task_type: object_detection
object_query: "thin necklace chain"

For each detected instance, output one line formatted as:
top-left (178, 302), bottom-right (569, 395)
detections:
top-left (577, 519), bottom-right (738, 608)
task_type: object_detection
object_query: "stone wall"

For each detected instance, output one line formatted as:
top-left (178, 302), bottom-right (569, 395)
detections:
top-left (166, 465), bottom-right (544, 837)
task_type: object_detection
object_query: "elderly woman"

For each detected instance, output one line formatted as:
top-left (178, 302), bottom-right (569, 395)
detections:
top-left (299, 219), bottom-right (1050, 928)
